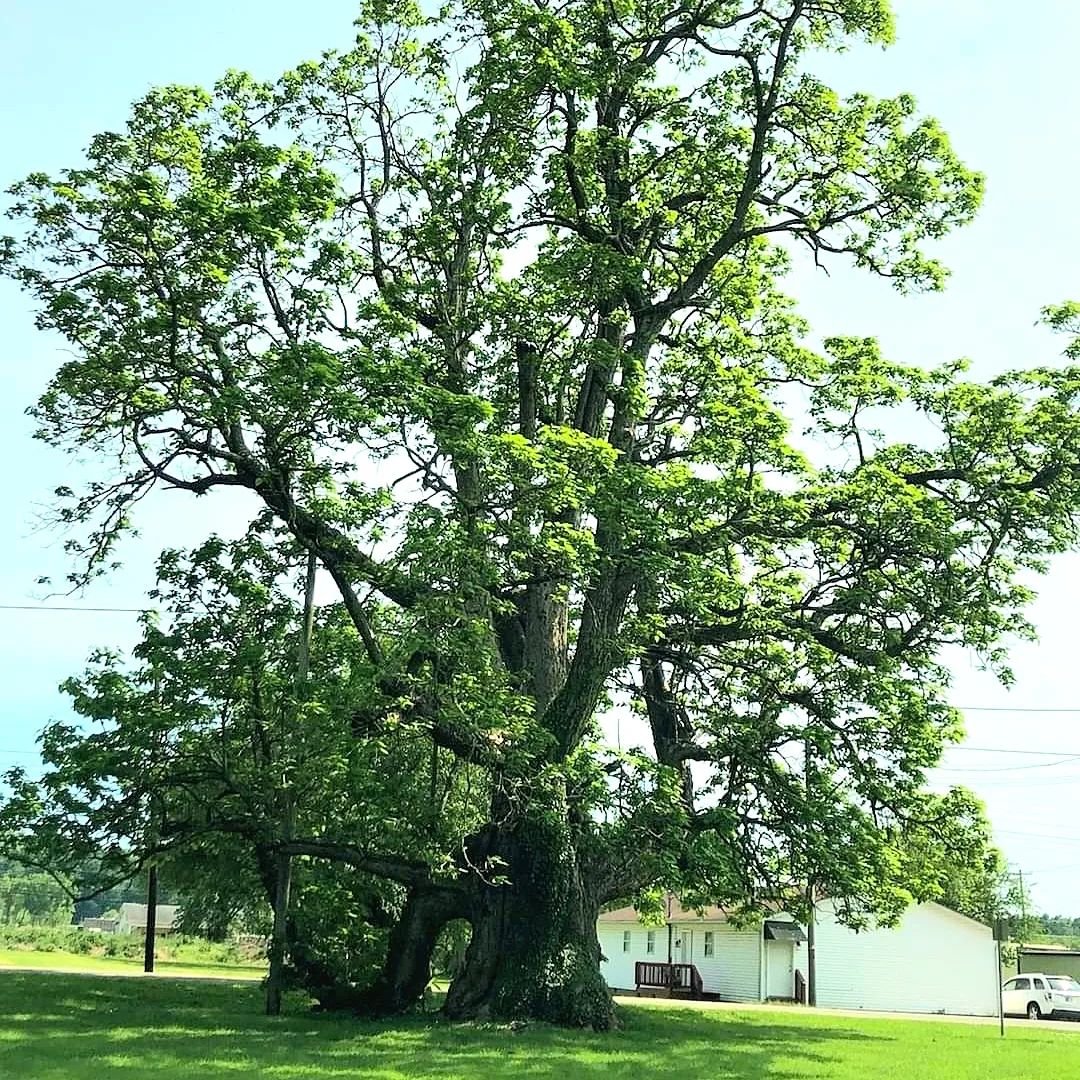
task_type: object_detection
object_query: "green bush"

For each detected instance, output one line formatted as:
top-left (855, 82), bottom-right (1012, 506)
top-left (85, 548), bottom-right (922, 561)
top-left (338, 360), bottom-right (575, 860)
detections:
top-left (100, 935), bottom-right (144, 959)
top-left (0, 925), bottom-right (98, 954)
top-left (161, 935), bottom-right (250, 966)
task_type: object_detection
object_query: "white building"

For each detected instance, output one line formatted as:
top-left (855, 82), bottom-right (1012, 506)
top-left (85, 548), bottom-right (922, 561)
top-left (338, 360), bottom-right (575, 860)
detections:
top-left (116, 902), bottom-right (180, 935)
top-left (597, 897), bottom-right (999, 1017)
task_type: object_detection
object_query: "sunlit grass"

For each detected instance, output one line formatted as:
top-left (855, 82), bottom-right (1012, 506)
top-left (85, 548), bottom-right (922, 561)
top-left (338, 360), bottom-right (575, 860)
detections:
top-left (0, 948), bottom-right (263, 980)
top-left (1, 969), bottom-right (1078, 1078)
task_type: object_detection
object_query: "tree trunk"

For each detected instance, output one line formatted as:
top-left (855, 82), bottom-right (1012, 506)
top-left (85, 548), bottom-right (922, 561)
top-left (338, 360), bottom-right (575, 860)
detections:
top-left (265, 849), bottom-right (293, 1016)
top-left (443, 818), bottom-right (615, 1030)
top-left (353, 886), bottom-right (466, 1016)
top-left (254, 842), bottom-right (367, 1012)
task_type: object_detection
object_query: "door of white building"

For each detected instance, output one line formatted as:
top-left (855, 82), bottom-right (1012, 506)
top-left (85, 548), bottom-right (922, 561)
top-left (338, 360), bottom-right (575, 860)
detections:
top-left (679, 929), bottom-right (694, 964)
top-left (765, 939), bottom-right (795, 999)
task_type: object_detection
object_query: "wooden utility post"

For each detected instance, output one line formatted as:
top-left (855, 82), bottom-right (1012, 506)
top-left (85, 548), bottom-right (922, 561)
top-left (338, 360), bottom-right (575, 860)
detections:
top-left (996, 934), bottom-right (1005, 1038)
top-left (144, 671), bottom-right (161, 974)
top-left (1018, 868), bottom-right (1027, 940)
top-left (265, 550), bottom-right (316, 1017)
top-left (265, 799), bottom-right (296, 1016)
top-left (296, 550), bottom-right (317, 684)
top-left (804, 729), bottom-right (817, 1006)
top-left (143, 866), bottom-right (158, 973)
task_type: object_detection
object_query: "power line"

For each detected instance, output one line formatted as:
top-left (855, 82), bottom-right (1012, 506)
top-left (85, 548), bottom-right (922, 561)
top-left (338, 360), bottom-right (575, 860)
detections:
top-left (957, 777), bottom-right (1080, 790)
top-left (0, 604), bottom-right (148, 613)
top-left (926, 774), bottom-right (1080, 792)
top-left (948, 746), bottom-right (1080, 756)
top-left (1017, 863), bottom-right (1080, 876)
top-left (937, 756), bottom-right (1080, 773)
top-left (997, 829), bottom-right (1080, 842)
top-left (957, 706), bottom-right (1080, 713)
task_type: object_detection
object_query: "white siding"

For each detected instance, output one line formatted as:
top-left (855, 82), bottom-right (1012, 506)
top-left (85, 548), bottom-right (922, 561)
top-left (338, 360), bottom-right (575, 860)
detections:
top-left (598, 926), bottom-right (641, 991)
top-left (599, 920), bottom-right (763, 1001)
top-left (599, 901), bottom-right (995, 1016)
top-left (813, 901), bottom-right (999, 1016)
top-left (794, 933), bottom-right (809, 988)
top-left (675, 921), bottom-right (761, 1001)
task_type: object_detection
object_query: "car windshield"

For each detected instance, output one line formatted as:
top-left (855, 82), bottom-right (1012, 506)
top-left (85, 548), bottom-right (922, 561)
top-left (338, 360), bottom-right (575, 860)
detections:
top-left (1048, 978), bottom-right (1080, 991)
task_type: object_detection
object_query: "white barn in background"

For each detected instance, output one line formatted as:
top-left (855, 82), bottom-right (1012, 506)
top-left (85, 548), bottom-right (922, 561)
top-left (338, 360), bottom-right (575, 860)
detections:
top-left (597, 897), bottom-right (999, 1017)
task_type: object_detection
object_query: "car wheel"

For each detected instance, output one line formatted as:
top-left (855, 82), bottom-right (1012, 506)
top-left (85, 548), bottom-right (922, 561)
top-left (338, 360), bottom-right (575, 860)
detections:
top-left (1027, 1002), bottom-right (1042, 1021)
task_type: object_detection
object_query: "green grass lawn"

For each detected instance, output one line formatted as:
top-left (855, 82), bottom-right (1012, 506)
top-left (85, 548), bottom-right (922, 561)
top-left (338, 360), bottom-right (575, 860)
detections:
top-left (0, 948), bottom-right (264, 980)
top-left (0, 971), bottom-right (1078, 1079)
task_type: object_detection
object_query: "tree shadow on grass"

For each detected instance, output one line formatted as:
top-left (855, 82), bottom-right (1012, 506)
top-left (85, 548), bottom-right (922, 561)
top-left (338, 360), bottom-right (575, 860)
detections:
top-left (0, 970), bottom-right (882, 1080)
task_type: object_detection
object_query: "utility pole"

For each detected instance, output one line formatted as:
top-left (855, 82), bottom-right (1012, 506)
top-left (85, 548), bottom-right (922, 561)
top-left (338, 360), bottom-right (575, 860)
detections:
top-left (143, 865), bottom-right (158, 973)
top-left (144, 670), bottom-right (161, 974)
top-left (266, 549), bottom-right (316, 1017)
top-left (296, 549), bottom-right (317, 685)
top-left (264, 800), bottom-right (296, 1016)
top-left (996, 933), bottom-right (1005, 1038)
top-left (1016, 867), bottom-right (1028, 975)
top-left (804, 729), bottom-right (817, 1007)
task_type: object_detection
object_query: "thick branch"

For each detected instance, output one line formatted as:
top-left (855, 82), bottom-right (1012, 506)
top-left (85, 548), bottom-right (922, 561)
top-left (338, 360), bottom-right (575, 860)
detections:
top-left (277, 838), bottom-right (452, 891)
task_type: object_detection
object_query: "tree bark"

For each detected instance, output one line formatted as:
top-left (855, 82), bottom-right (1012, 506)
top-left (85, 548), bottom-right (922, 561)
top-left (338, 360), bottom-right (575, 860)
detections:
top-left (265, 849), bottom-right (293, 1016)
top-left (443, 818), bottom-right (615, 1030)
top-left (353, 885), bottom-right (466, 1016)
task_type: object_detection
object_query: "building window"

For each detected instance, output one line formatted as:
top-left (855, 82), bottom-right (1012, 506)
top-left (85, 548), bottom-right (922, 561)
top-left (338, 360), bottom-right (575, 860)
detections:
top-left (622, 930), bottom-right (631, 953)
top-left (703, 931), bottom-right (714, 958)
top-left (646, 930), bottom-right (656, 955)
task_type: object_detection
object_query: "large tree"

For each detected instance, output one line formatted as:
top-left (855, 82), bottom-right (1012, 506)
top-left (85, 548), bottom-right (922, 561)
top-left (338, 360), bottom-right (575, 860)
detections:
top-left (5, 0), bottom-right (1080, 1027)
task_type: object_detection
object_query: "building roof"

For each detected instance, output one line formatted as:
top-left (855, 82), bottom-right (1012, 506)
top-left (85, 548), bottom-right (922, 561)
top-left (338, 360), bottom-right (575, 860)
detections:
top-left (79, 917), bottom-right (118, 931)
top-left (118, 903), bottom-right (180, 930)
top-left (600, 895), bottom-right (988, 934)
top-left (599, 895), bottom-right (737, 924)
top-left (764, 918), bottom-right (807, 942)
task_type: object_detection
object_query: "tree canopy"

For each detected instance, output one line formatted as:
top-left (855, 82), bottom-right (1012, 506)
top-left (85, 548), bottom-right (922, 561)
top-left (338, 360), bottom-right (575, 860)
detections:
top-left (4, 0), bottom-right (1080, 1028)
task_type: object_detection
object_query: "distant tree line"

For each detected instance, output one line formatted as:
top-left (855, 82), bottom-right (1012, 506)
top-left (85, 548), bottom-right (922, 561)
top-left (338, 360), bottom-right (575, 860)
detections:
top-left (0, 855), bottom-right (274, 942)
top-left (1035, 915), bottom-right (1080, 938)
top-left (0, 858), bottom-right (71, 926)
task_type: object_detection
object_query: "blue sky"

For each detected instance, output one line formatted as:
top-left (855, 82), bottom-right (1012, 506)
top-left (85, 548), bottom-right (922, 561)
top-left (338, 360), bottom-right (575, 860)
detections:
top-left (2, 1), bottom-right (1080, 912)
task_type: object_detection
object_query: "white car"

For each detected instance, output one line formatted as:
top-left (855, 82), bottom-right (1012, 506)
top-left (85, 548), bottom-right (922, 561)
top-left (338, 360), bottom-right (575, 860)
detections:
top-left (1002, 973), bottom-right (1080, 1020)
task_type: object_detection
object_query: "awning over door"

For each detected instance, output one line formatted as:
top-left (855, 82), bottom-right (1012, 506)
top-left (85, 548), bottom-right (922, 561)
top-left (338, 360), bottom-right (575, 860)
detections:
top-left (763, 919), bottom-right (807, 942)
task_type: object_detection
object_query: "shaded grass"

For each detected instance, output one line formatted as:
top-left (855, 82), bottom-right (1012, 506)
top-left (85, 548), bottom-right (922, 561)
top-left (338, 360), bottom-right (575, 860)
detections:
top-left (0, 949), bottom-right (264, 980)
top-left (0, 970), bottom-right (1077, 1078)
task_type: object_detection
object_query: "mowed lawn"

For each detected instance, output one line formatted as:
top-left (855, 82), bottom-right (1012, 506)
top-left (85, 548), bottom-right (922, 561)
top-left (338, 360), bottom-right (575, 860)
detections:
top-left (1, 971), bottom-right (1078, 1079)
top-left (0, 948), bottom-right (265, 980)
